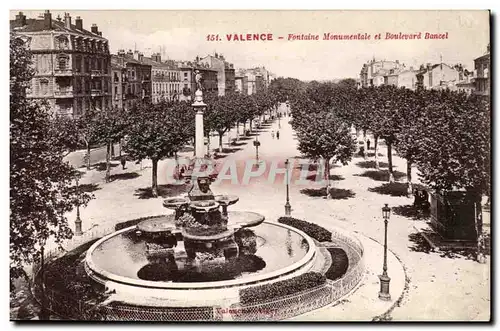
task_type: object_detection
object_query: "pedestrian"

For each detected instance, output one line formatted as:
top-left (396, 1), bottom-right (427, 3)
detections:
top-left (271, 130), bottom-right (275, 139)
top-left (120, 155), bottom-right (127, 170)
top-left (367, 139), bottom-right (371, 150)
top-left (276, 130), bottom-right (280, 140)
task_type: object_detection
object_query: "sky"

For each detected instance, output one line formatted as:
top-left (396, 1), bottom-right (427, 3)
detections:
top-left (10, 10), bottom-right (490, 81)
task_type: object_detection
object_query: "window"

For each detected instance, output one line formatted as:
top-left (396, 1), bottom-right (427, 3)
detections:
top-left (39, 78), bottom-right (49, 95)
top-left (115, 86), bottom-right (118, 96)
top-left (184, 72), bottom-right (188, 78)
top-left (114, 72), bottom-right (119, 82)
top-left (75, 56), bottom-right (82, 73)
top-left (58, 55), bottom-right (68, 70)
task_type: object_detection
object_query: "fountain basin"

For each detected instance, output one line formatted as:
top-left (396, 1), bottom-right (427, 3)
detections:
top-left (163, 197), bottom-right (189, 209)
top-left (85, 221), bottom-right (317, 307)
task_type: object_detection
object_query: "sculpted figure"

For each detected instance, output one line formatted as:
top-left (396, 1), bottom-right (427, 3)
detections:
top-left (195, 70), bottom-right (203, 91)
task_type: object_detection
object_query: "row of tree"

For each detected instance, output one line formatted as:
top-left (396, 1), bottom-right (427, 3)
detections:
top-left (287, 79), bottom-right (490, 199)
top-left (10, 34), bottom-right (278, 285)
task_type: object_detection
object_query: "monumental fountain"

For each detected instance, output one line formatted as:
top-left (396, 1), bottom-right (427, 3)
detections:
top-left (84, 83), bottom-right (319, 310)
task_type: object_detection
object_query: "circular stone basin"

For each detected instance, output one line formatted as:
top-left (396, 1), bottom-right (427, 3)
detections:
top-left (137, 218), bottom-right (176, 233)
top-left (86, 221), bottom-right (315, 289)
top-left (163, 197), bottom-right (189, 209)
top-left (214, 195), bottom-right (239, 206)
top-left (227, 211), bottom-right (265, 229)
top-left (189, 200), bottom-right (219, 212)
top-left (182, 228), bottom-right (235, 242)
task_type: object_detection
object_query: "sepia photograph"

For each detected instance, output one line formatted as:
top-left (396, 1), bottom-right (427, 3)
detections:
top-left (9, 8), bottom-right (491, 322)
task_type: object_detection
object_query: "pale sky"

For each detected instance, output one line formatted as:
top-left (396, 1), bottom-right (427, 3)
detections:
top-left (10, 10), bottom-right (490, 80)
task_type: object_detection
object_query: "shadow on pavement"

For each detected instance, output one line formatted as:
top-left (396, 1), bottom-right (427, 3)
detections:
top-left (368, 182), bottom-right (422, 197)
top-left (78, 183), bottom-right (101, 193)
top-left (392, 204), bottom-right (431, 221)
top-left (300, 187), bottom-right (355, 199)
top-left (93, 162), bottom-right (119, 172)
top-left (134, 183), bottom-right (189, 199)
top-left (408, 230), bottom-right (490, 259)
top-left (356, 160), bottom-right (390, 169)
top-left (305, 174), bottom-right (345, 182)
top-left (109, 172), bottom-right (141, 182)
top-left (355, 170), bottom-right (406, 182)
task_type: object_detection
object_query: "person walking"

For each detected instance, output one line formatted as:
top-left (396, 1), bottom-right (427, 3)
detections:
top-left (271, 130), bottom-right (275, 139)
top-left (120, 155), bottom-right (127, 170)
top-left (367, 139), bottom-right (371, 150)
top-left (276, 130), bottom-right (280, 140)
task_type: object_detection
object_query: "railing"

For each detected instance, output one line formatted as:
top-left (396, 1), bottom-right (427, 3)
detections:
top-left (54, 68), bottom-right (73, 76)
top-left (228, 229), bottom-right (365, 321)
top-left (54, 89), bottom-right (73, 97)
top-left (31, 224), bottom-right (365, 321)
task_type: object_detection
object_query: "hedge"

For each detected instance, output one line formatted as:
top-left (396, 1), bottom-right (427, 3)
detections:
top-left (239, 272), bottom-right (326, 305)
top-left (325, 248), bottom-right (349, 281)
top-left (278, 216), bottom-right (332, 242)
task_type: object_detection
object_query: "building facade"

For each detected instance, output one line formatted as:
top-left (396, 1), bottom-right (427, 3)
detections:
top-left (198, 53), bottom-right (235, 96)
top-left (111, 50), bottom-right (152, 109)
top-left (474, 50), bottom-right (490, 96)
top-left (397, 70), bottom-right (418, 90)
top-left (11, 10), bottom-right (112, 117)
top-left (360, 59), bottom-right (403, 87)
top-left (418, 63), bottom-right (460, 90)
top-left (143, 53), bottom-right (181, 103)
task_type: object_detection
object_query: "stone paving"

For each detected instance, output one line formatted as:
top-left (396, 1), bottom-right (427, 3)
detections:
top-left (12, 104), bottom-right (490, 321)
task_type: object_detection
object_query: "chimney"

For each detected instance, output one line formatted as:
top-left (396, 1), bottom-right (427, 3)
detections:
top-left (64, 12), bottom-right (71, 29)
top-left (91, 23), bottom-right (98, 34)
top-left (133, 50), bottom-right (140, 61)
top-left (117, 49), bottom-right (125, 56)
top-left (127, 49), bottom-right (133, 56)
top-left (15, 12), bottom-right (26, 26)
top-left (152, 53), bottom-right (161, 62)
top-left (75, 16), bottom-right (82, 30)
top-left (43, 10), bottom-right (52, 30)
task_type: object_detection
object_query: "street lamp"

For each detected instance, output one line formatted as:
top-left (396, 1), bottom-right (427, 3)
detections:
top-left (253, 136), bottom-right (261, 162)
top-left (75, 174), bottom-right (83, 236)
top-left (284, 159), bottom-right (292, 216)
top-left (379, 203), bottom-right (391, 301)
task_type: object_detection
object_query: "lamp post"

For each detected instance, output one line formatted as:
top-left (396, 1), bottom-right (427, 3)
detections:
top-left (284, 159), bottom-right (292, 216)
top-left (379, 203), bottom-right (391, 301)
top-left (75, 174), bottom-right (83, 236)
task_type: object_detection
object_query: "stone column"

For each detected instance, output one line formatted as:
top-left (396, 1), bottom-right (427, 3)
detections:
top-left (192, 89), bottom-right (207, 158)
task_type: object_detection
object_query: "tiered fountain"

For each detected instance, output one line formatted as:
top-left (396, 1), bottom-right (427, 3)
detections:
top-left (84, 84), bottom-right (317, 308)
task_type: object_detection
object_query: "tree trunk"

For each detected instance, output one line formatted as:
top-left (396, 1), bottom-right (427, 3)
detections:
top-left (407, 158), bottom-right (413, 196)
top-left (387, 141), bottom-right (394, 183)
top-left (105, 141), bottom-right (111, 183)
top-left (325, 157), bottom-right (332, 199)
top-left (111, 142), bottom-right (115, 157)
top-left (227, 128), bottom-right (231, 145)
top-left (151, 158), bottom-right (158, 198)
top-left (249, 119), bottom-right (253, 132)
top-left (474, 200), bottom-right (486, 264)
top-left (86, 142), bottom-right (91, 170)
top-left (374, 135), bottom-right (379, 170)
top-left (119, 139), bottom-right (122, 157)
top-left (236, 122), bottom-right (240, 141)
top-left (363, 129), bottom-right (368, 160)
top-left (243, 122), bottom-right (246, 135)
top-left (219, 133), bottom-right (223, 153)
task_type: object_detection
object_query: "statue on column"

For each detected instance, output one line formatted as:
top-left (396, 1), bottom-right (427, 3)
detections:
top-left (195, 70), bottom-right (203, 91)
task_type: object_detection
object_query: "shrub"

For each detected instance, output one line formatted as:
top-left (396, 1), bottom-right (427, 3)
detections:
top-left (278, 217), bottom-right (332, 242)
top-left (325, 248), bottom-right (349, 281)
top-left (239, 272), bottom-right (326, 305)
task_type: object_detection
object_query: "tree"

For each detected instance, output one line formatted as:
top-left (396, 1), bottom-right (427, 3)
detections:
top-left (206, 94), bottom-right (238, 153)
top-left (294, 96), bottom-right (356, 198)
top-left (10, 34), bottom-right (92, 286)
top-left (94, 106), bottom-right (128, 182)
top-left (76, 107), bottom-right (101, 170)
top-left (124, 101), bottom-right (194, 197)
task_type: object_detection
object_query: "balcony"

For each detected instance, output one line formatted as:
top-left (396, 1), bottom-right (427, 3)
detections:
top-left (91, 89), bottom-right (104, 97)
top-left (54, 68), bottom-right (73, 76)
top-left (91, 70), bottom-right (103, 77)
top-left (54, 88), bottom-right (74, 98)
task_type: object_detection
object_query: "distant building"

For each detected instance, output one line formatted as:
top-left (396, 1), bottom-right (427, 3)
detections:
top-left (360, 59), bottom-right (403, 87)
top-left (236, 67), bottom-right (273, 95)
top-left (396, 69), bottom-right (418, 90)
top-left (198, 53), bottom-right (235, 96)
top-left (111, 50), bottom-right (152, 110)
top-left (235, 74), bottom-right (248, 94)
top-left (143, 53), bottom-right (181, 103)
top-left (474, 48), bottom-right (490, 96)
top-left (10, 10), bottom-right (112, 116)
top-left (417, 63), bottom-right (460, 90)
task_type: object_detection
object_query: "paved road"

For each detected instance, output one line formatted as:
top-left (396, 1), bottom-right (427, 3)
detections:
top-left (55, 102), bottom-right (490, 321)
